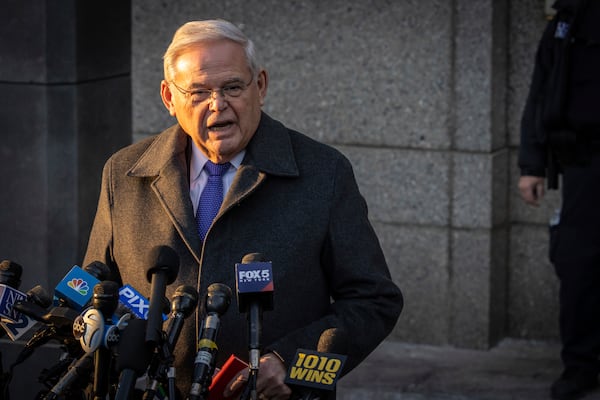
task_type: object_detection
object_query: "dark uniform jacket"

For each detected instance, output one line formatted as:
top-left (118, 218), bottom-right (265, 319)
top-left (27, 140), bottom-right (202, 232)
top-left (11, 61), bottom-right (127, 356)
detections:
top-left (519, 0), bottom-right (600, 177)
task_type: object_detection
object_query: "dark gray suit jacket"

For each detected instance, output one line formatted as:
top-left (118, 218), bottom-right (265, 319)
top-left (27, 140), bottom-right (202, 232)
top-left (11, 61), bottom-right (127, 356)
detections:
top-left (84, 112), bottom-right (402, 396)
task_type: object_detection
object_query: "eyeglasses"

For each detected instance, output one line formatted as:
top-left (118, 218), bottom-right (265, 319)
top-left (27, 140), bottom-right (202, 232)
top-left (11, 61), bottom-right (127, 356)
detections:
top-left (168, 76), bottom-right (254, 104)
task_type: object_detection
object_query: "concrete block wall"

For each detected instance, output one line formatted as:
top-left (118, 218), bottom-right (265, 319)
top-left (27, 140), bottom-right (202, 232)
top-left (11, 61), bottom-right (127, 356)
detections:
top-left (132, 0), bottom-right (555, 349)
top-left (0, 0), bottom-right (132, 290)
top-left (0, 1), bottom-right (132, 397)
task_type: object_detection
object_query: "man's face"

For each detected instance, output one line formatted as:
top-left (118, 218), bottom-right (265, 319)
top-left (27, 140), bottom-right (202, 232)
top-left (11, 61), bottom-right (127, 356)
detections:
top-left (161, 39), bottom-right (268, 163)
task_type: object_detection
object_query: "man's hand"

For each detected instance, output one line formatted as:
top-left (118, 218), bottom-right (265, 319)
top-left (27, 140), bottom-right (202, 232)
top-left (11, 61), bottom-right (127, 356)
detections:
top-left (225, 352), bottom-right (292, 399)
top-left (518, 175), bottom-right (546, 206)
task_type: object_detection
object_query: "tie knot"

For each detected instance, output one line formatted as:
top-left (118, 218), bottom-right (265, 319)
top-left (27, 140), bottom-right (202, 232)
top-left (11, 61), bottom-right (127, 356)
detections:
top-left (204, 161), bottom-right (230, 177)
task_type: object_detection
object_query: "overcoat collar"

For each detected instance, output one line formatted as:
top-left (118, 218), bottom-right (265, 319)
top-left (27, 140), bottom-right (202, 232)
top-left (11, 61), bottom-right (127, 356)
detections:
top-left (125, 112), bottom-right (299, 262)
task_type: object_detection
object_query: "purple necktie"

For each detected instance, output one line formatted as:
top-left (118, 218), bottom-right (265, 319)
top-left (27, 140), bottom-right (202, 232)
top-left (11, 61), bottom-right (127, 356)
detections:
top-left (196, 161), bottom-right (230, 241)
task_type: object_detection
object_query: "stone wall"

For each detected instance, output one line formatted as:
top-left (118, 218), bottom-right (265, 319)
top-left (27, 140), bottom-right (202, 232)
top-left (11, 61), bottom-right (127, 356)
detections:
top-left (131, 0), bottom-right (561, 348)
top-left (0, 1), bottom-right (131, 397)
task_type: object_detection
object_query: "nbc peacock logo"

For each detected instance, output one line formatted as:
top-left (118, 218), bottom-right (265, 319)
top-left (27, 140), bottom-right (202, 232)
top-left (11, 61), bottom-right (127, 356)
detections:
top-left (67, 278), bottom-right (90, 296)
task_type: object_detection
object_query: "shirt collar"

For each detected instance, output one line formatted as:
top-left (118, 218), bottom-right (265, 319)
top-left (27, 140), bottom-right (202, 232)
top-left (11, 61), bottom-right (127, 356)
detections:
top-left (190, 144), bottom-right (245, 182)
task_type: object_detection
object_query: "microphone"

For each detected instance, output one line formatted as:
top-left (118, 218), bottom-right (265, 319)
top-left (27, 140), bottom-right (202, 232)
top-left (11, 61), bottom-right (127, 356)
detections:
top-left (0, 265), bottom-right (51, 341)
top-left (143, 285), bottom-right (198, 400)
top-left (2, 264), bottom-right (110, 398)
top-left (285, 328), bottom-right (348, 400)
top-left (0, 260), bottom-right (22, 288)
top-left (10, 261), bottom-right (110, 346)
top-left (188, 283), bottom-right (232, 400)
top-left (84, 261), bottom-right (112, 281)
top-left (11, 285), bottom-right (53, 319)
top-left (28, 262), bottom-right (111, 345)
top-left (0, 260), bottom-right (27, 323)
top-left (70, 282), bottom-right (132, 399)
top-left (43, 352), bottom-right (94, 400)
top-left (2, 285), bottom-right (51, 340)
top-left (54, 261), bottom-right (111, 311)
top-left (118, 283), bottom-right (152, 320)
top-left (4, 261), bottom-right (109, 341)
top-left (72, 281), bottom-right (124, 354)
top-left (235, 253), bottom-right (274, 400)
top-left (0, 285), bottom-right (27, 323)
top-left (145, 245), bottom-right (180, 346)
top-left (164, 285), bottom-right (199, 353)
top-left (235, 253), bottom-right (274, 314)
top-left (114, 318), bottom-right (151, 400)
top-left (6, 286), bottom-right (78, 371)
top-left (89, 281), bottom-right (121, 400)
top-left (75, 260), bottom-right (160, 323)
top-left (27, 285), bottom-right (53, 308)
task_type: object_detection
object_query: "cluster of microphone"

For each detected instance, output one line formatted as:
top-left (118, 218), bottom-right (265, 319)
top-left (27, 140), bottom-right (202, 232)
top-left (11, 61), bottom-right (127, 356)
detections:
top-left (0, 247), bottom-right (347, 400)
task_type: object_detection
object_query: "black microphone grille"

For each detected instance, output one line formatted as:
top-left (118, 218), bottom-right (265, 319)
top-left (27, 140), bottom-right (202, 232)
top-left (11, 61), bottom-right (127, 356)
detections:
top-left (0, 259), bottom-right (23, 288)
top-left (172, 285), bottom-right (199, 316)
top-left (93, 281), bottom-right (120, 316)
top-left (174, 284), bottom-right (199, 299)
top-left (27, 285), bottom-right (52, 309)
top-left (93, 280), bottom-right (120, 297)
top-left (146, 245), bottom-right (180, 284)
top-left (206, 283), bottom-right (232, 316)
top-left (208, 283), bottom-right (233, 297)
top-left (241, 253), bottom-right (265, 263)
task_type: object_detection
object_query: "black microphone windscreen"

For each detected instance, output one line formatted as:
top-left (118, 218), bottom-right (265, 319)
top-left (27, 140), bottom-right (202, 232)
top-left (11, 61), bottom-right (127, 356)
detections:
top-left (92, 281), bottom-right (120, 316)
top-left (146, 245), bottom-right (180, 284)
top-left (27, 285), bottom-right (52, 308)
top-left (0, 259), bottom-right (23, 288)
top-left (116, 319), bottom-right (151, 373)
top-left (172, 285), bottom-right (199, 317)
top-left (84, 261), bottom-right (111, 281)
top-left (206, 283), bottom-right (232, 316)
top-left (42, 306), bottom-right (79, 329)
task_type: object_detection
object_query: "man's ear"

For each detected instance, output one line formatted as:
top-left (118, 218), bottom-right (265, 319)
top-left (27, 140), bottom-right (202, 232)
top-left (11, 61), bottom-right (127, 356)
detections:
top-left (160, 80), bottom-right (177, 116)
top-left (256, 69), bottom-right (268, 106)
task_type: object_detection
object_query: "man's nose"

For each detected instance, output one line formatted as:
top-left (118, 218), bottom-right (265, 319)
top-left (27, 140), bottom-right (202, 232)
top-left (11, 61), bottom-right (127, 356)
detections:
top-left (208, 90), bottom-right (227, 111)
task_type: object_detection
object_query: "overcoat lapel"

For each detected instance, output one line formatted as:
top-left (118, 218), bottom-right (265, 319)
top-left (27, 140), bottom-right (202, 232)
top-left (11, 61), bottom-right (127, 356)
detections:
top-left (127, 113), bottom-right (300, 263)
top-left (220, 113), bottom-right (300, 219)
top-left (220, 165), bottom-right (266, 215)
top-left (127, 125), bottom-right (203, 262)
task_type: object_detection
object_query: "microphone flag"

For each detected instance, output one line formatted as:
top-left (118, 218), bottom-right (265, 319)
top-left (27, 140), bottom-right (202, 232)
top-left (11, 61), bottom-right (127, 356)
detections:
top-left (118, 284), bottom-right (150, 319)
top-left (0, 284), bottom-right (28, 323)
top-left (234, 260), bottom-right (274, 312)
top-left (284, 349), bottom-right (347, 391)
top-left (54, 265), bottom-right (101, 311)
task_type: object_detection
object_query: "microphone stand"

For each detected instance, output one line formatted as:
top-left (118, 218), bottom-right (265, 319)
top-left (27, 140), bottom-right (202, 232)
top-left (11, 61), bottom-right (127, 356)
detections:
top-left (168, 366), bottom-right (176, 400)
top-left (91, 282), bottom-right (120, 400)
top-left (188, 283), bottom-right (232, 400)
top-left (240, 300), bottom-right (262, 400)
top-left (235, 253), bottom-right (273, 400)
top-left (143, 285), bottom-right (198, 400)
top-left (43, 353), bottom-right (94, 400)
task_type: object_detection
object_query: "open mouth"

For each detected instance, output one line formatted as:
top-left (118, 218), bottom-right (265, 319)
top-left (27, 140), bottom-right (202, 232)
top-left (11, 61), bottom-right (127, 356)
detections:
top-left (208, 121), bottom-right (234, 131)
